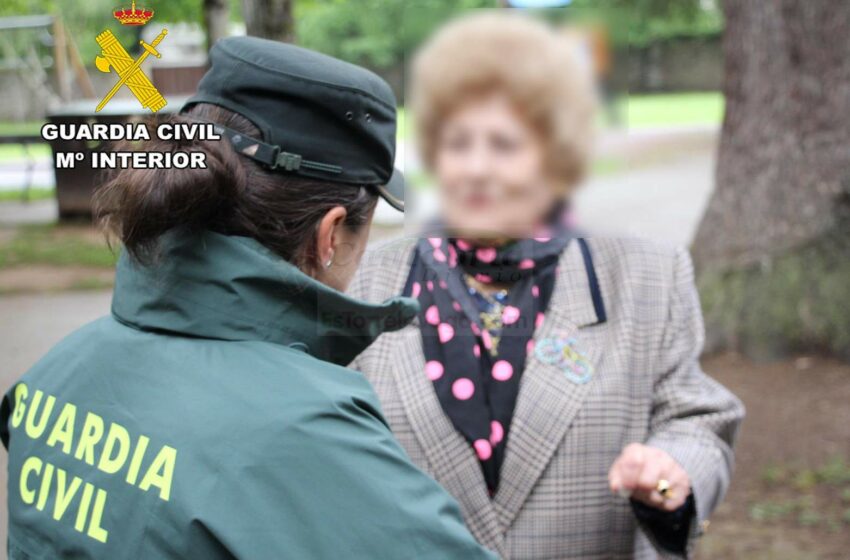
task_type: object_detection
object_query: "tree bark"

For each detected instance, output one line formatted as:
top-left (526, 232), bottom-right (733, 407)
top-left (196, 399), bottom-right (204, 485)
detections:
top-left (693, 0), bottom-right (850, 359)
top-left (241, 0), bottom-right (295, 43)
top-left (203, 0), bottom-right (230, 51)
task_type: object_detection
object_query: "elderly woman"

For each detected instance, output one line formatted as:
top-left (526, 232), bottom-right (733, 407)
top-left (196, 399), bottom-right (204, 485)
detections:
top-left (349, 13), bottom-right (744, 560)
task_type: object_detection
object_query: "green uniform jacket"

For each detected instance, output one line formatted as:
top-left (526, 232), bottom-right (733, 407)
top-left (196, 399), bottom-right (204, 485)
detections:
top-left (1, 231), bottom-right (497, 560)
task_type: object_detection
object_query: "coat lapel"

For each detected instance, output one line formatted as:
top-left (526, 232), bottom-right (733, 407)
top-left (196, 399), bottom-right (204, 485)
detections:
top-left (384, 237), bottom-right (607, 546)
top-left (391, 324), bottom-right (507, 554)
top-left (492, 239), bottom-right (607, 531)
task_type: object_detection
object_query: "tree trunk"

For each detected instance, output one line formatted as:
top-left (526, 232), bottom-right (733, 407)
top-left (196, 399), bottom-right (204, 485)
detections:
top-left (241, 0), bottom-right (295, 43)
top-left (693, 0), bottom-right (850, 360)
top-left (203, 0), bottom-right (230, 51)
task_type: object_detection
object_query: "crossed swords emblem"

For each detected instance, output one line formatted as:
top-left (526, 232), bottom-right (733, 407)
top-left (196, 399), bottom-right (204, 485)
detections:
top-left (94, 28), bottom-right (168, 113)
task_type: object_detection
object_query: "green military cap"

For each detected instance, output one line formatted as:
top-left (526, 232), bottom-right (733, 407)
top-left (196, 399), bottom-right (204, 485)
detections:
top-left (183, 36), bottom-right (405, 211)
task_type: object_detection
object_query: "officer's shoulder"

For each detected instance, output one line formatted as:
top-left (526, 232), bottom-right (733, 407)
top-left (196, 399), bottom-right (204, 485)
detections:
top-left (219, 343), bottom-right (388, 454)
top-left (10, 316), bottom-right (115, 389)
top-left (229, 342), bottom-right (380, 416)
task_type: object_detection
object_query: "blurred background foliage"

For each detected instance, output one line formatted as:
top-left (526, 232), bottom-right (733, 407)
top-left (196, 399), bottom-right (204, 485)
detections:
top-left (0, 0), bottom-right (722, 71)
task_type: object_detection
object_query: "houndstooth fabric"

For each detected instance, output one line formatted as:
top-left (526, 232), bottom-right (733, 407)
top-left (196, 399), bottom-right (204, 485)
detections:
top-left (348, 235), bottom-right (745, 560)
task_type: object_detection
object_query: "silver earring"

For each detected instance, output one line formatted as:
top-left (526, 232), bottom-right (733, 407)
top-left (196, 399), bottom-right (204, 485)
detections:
top-left (325, 250), bottom-right (335, 269)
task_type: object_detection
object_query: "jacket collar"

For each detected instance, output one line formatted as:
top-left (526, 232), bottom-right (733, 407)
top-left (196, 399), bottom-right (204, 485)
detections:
top-left (111, 230), bottom-right (418, 366)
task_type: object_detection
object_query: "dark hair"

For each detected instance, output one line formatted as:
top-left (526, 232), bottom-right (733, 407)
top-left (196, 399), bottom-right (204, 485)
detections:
top-left (94, 103), bottom-right (378, 268)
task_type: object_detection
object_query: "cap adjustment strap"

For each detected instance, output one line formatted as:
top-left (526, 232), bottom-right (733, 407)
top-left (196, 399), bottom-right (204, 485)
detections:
top-left (211, 123), bottom-right (342, 176)
top-left (274, 152), bottom-right (302, 171)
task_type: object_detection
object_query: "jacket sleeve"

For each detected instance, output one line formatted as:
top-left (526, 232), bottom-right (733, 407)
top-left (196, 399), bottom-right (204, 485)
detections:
top-left (641, 247), bottom-right (745, 559)
top-left (195, 385), bottom-right (499, 560)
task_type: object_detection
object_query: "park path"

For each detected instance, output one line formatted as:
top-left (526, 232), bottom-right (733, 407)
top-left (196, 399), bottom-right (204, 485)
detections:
top-left (575, 150), bottom-right (715, 245)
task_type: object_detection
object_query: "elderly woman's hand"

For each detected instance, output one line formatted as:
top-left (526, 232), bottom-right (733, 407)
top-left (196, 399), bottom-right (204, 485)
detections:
top-left (608, 443), bottom-right (691, 512)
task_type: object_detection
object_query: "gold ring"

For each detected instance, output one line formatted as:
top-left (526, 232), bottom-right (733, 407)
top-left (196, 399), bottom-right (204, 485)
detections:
top-left (656, 479), bottom-right (671, 498)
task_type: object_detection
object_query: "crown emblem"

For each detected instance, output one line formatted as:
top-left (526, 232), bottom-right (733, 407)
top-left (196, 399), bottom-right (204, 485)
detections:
top-left (113, 1), bottom-right (154, 25)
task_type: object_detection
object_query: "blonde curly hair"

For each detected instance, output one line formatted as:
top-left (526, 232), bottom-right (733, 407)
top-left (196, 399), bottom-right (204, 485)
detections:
top-left (411, 12), bottom-right (598, 188)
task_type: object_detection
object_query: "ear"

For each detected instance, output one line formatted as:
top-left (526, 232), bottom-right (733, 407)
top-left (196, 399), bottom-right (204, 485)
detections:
top-left (315, 206), bottom-right (348, 268)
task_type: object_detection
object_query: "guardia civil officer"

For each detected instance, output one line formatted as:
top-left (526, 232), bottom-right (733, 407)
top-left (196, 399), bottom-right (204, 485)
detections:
top-left (1, 37), bottom-right (497, 560)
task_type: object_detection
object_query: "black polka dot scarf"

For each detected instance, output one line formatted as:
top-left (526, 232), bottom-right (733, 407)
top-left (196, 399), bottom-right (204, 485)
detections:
top-left (404, 216), bottom-right (573, 494)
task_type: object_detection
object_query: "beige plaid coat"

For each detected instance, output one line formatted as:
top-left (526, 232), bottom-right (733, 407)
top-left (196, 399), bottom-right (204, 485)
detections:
top-left (348, 236), bottom-right (744, 559)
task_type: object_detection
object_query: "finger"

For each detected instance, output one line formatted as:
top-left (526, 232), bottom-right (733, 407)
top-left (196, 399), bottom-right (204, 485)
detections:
top-left (659, 467), bottom-right (690, 511)
top-left (608, 457), bottom-right (623, 494)
top-left (617, 445), bottom-right (646, 492)
top-left (609, 455), bottom-right (636, 498)
top-left (641, 461), bottom-right (687, 511)
top-left (636, 452), bottom-right (679, 508)
top-left (636, 452), bottom-right (665, 496)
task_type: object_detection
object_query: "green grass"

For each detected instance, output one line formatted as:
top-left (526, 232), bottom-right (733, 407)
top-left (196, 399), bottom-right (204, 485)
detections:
top-left (0, 224), bottom-right (117, 269)
top-left (0, 188), bottom-right (55, 202)
top-left (620, 91), bottom-right (724, 128)
top-left (749, 457), bottom-right (850, 531)
top-left (0, 121), bottom-right (45, 136)
top-left (0, 143), bottom-right (50, 163)
top-left (397, 107), bottom-right (408, 138)
top-left (68, 276), bottom-right (115, 291)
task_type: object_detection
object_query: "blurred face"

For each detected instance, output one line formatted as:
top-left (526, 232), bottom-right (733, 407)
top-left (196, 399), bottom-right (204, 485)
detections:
top-left (433, 93), bottom-right (559, 240)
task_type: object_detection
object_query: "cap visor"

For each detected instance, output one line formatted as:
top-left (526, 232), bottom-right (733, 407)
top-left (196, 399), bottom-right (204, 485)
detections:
top-left (375, 168), bottom-right (405, 212)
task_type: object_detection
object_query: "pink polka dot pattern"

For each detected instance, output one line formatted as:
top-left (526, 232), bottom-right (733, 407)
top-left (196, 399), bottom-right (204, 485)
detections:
top-left (425, 360), bottom-right (444, 381)
top-left (473, 439), bottom-right (492, 460)
top-left (452, 378), bottom-right (475, 400)
top-left (475, 247), bottom-right (498, 263)
top-left (409, 221), bottom-right (574, 493)
top-left (502, 305), bottom-right (521, 325)
top-left (492, 360), bottom-right (513, 381)
top-left (490, 421), bottom-right (504, 445)
top-left (438, 323), bottom-right (455, 343)
top-left (481, 330), bottom-right (493, 350)
top-left (411, 282), bottom-right (421, 298)
top-left (425, 305), bottom-right (440, 325)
